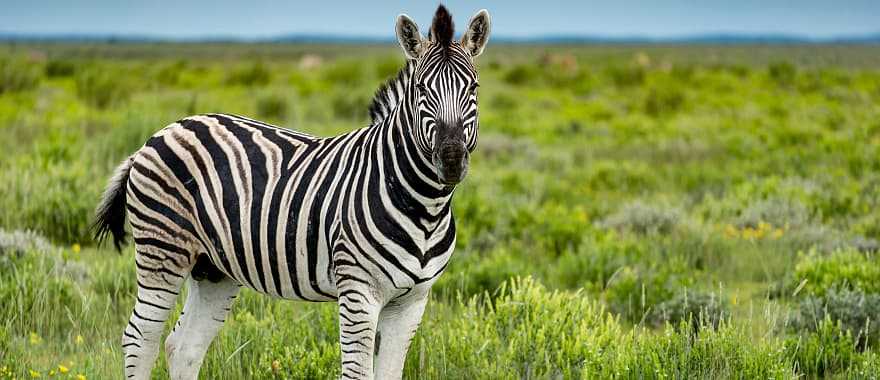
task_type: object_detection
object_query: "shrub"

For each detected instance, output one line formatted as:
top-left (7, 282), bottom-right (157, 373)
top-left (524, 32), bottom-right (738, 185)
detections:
top-left (374, 57), bottom-right (401, 80)
top-left (604, 263), bottom-right (689, 323)
top-left (644, 85), bottom-right (685, 117)
top-left (792, 249), bottom-right (879, 296)
top-left (549, 234), bottom-right (649, 291)
top-left (786, 317), bottom-right (865, 377)
top-left (0, 163), bottom-right (100, 244)
top-left (736, 198), bottom-right (810, 230)
top-left (503, 64), bottom-right (540, 86)
top-left (0, 229), bottom-right (55, 257)
top-left (783, 224), bottom-right (845, 253)
top-left (768, 61), bottom-right (797, 87)
top-left (513, 202), bottom-right (589, 256)
top-left (670, 64), bottom-right (695, 82)
top-left (0, 57), bottom-right (40, 94)
top-left (75, 67), bottom-right (131, 108)
top-left (605, 64), bottom-right (646, 87)
top-left (0, 243), bottom-right (87, 338)
top-left (44, 59), bottom-right (76, 78)
top-left (791, 289), bottom-right (880, 351)
top-left (155, 60), bottom-right (186, 86)
top-left (489, 92), bottom-right (518, 111)
top-left (329, 89), bottom-right (369, 120)
top-left (226, 61), bottom-right (271, 86)
top-left (321, 61), bottom-right (365, 88)
top-left (648, 289), bottom-right (729, 332)
top-left (602, 200), bottom-right (682, 235)
top-left (435, 249), bottom-right (529, 300)
top-left (256, 94), bottom-right (289, 120)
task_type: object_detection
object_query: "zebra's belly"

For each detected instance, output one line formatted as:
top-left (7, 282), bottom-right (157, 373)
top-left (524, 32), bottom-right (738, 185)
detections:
top-left (205, 236), bottom-right (339, 302)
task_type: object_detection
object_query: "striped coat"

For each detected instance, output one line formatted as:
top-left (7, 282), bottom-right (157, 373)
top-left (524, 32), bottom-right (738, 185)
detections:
top-left (94, 5), bottom-right (491, 380)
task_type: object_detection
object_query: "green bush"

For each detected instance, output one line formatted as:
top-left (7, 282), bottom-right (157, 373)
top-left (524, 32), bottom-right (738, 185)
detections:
top-left (256, 93), bottom-right (289, 120)
top-left (549, 234), bottom-right (645, 290)
top-left (155, 60), bottom-right (186, 86)
top-left (321, 60), bottom-right (365, 88)
top-left (434, 249), bottom-right (528, 300)
top-left (44, 59), bottom-right (76, 78)
top-left (0, 229), bottom-right (55, 257)
top-left (330, 89), bottom-right (369, 120)
top-left (736, 198), bottom-right (810, 230)
top-left (226, 61), bottom-right (271, 86)
top-left (786, 318), bottom-right (864, 377)
top-left (792, 249), bottom-right (879, 296)
top-left (602, 200), bottom-right (682, 235)
top-left (605, 64), bottom-right (646, 87)
top-left (670, 64), bottom-right (696, 82)
top-left (0, 57), bottom-right (40, 94)
top-left (604, 262), bottom-right (689, 323)
top-left (0, 163), bottom-right (100, 244)
top-left (768, 61), bottom-right (797, 87)
top-left (791, 288), bottom-right (880, 351)
top-left (75, 67), bottom-right (131, 108)
top-left (503, 64), bottom-right (540, 86)
top-left (644, 84), bottom-right (685, 117)
top-left (648, 289), bottom-right (729, 332)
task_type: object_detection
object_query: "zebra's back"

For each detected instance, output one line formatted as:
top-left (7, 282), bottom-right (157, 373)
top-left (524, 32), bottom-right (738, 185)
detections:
top-left (126, 113), bottom-right (344, 301)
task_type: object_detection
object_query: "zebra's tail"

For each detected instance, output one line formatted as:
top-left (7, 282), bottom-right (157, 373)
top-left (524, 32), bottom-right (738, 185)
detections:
top-left (93, 156), bottom-right (134, 251)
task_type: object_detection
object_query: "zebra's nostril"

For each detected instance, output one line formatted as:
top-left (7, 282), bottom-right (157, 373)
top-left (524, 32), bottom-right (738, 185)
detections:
top-left (439, 142), bottom-right (467, 163)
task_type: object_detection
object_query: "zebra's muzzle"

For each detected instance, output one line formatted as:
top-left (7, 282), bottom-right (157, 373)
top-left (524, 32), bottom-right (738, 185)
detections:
top-left (433, 140), bottom-right (469, 185)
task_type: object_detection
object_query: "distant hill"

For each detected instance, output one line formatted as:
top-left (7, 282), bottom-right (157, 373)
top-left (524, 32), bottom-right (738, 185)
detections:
top-left (0, 32), bottom-right (878, 45)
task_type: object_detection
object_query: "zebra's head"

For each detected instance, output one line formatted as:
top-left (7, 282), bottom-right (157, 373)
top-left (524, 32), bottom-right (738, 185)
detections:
top-left (395, 6), bottom-right (491, 186)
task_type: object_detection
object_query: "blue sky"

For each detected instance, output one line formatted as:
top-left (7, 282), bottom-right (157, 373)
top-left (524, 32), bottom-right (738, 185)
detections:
top-left (1, 0), bottom-right (878, 39)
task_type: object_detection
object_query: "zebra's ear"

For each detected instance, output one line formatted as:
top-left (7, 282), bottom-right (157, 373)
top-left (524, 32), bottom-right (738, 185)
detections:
top-left (461, 9), bottom-right (491, 58)
top-left (396, 14), bottom-right (424, 60)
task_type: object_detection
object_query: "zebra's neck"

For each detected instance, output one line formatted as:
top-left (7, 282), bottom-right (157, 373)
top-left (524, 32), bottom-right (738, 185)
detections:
top-left (367, 63), bottom-right (455, 219)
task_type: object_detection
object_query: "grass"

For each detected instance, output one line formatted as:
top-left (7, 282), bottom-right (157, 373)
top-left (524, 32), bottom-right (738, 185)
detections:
top-left (1, 42), bottom-right (880, 378)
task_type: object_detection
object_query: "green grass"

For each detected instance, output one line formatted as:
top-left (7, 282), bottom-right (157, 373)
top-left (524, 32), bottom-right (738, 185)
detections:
top-left (1, 42), bottom-right (880, 379)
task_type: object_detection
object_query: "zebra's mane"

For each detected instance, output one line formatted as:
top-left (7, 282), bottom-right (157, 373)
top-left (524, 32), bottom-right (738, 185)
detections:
top-left (368, 60), bottom-right (415, 126)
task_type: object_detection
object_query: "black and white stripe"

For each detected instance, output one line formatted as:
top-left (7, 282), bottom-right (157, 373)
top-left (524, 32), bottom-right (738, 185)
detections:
top-left (94, 5), bottom-right (490, 380)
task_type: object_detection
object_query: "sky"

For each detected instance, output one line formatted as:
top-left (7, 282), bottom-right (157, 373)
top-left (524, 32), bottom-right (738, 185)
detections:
top-left (1, 0), bottom-right (878, 40)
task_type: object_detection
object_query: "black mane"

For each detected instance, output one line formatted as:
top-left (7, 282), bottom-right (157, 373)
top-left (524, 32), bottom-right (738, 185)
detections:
top-left (431, 5), bottom-right (454, 47)
top-left (368, 60), bottom-right (415, 125)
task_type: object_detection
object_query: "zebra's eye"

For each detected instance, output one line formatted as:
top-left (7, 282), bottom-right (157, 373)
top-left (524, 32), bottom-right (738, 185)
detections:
top-left (469, 82), bottom-right (480, 92)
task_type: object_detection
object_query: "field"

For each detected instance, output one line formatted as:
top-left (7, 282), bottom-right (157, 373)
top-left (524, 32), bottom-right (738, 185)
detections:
top-left (1, 42), bottom-right (880, 379)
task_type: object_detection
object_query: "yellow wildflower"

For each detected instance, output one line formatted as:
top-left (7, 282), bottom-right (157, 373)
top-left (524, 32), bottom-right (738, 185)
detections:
top-left (72, 243), bottom-right (81, 254)
top-left (29, 332), bottom-right (42, 345)
top-left (76, 375), bottom-right (87, 380)
top-left (28, 369), bottom-right (40, 378)
top-left (75, 335), bottom-right (84, 345)
top-left (723, 224), bottom-right (738, 238)
top-left (771, 228), bottom-right (784, 239)
top-left (58, 365), bottom-right (69, 374)
top-left (48, 370), bottom-right (55, 376)
top-left (576, 208), bottom-right (589, 223)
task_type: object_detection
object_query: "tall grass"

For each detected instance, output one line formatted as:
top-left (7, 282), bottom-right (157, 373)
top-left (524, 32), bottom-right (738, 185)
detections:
top-left (2, 43), bottom-right (880, 378)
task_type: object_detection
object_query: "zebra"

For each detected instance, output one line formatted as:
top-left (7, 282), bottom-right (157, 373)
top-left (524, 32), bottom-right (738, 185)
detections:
top-left (92, 5), bottom-right (490, 380)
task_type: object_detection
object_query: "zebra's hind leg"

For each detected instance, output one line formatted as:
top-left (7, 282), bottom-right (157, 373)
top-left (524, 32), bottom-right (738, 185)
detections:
top-left (122, 243), bottom-right (192, 380)
top-left (165, 259), bottom-right (239, 380)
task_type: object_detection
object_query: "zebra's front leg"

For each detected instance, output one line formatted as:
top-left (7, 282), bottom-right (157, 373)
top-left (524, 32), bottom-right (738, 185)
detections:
top-left (337, 284), bottom-right (382, 379)
top-left (373, 290), bottom-right (429, 379)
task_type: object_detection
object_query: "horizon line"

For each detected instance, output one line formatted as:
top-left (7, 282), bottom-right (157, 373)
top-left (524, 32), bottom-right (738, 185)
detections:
top-left (1, 31), bottom-right (879, 45)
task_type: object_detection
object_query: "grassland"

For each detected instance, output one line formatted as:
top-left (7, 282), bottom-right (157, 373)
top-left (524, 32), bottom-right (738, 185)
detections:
top-left (1, 42), bottom-right (880, 379)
